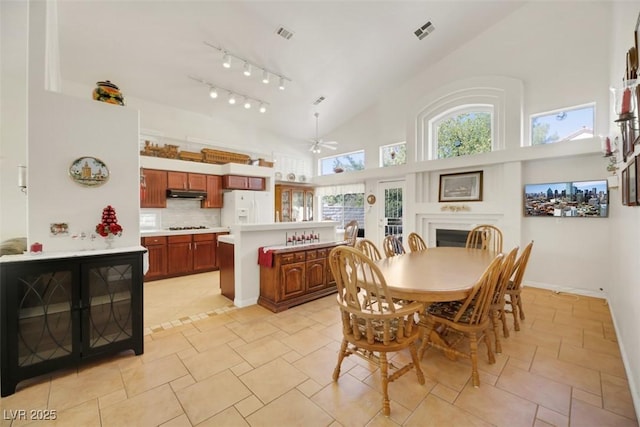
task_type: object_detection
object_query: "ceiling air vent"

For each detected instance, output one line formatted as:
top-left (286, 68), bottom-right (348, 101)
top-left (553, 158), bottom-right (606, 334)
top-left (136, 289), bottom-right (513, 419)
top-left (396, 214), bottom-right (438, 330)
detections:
top-left (276, 26), bottom-right (294, 40)
top-left (414, 21), bottom-right (435, 40)
top-left (312, 96), bottom-right (326, 106)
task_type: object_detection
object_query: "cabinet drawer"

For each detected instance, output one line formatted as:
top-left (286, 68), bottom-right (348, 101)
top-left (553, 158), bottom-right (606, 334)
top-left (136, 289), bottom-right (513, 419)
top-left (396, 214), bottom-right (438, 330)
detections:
top-left (168, 235), bottom-right (193, 244)
top-left (317, 249), bottom-right (328, 258)
top-left (306, 250), bottom-right (318, 260)
top-left (193, 233), bottom-right (215, 242)
top-left (143, 236), bottom-right (167, 246)
top-left (280, 252), bottom-right (305, 264)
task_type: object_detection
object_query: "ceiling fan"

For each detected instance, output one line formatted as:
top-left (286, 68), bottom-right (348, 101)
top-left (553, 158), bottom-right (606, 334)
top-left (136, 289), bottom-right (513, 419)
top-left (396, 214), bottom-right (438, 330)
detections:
top-left (309, 112), bottom-right (338, 153)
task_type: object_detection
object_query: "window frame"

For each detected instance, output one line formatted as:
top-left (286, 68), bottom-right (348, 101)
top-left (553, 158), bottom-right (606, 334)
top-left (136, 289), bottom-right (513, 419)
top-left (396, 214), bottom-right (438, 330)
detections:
top-left (318, 150), bottom-right (365, 176)
top-left (529, 102), bottom-right (596, 147)
top-left (379, 141), bottom-right (407, 167)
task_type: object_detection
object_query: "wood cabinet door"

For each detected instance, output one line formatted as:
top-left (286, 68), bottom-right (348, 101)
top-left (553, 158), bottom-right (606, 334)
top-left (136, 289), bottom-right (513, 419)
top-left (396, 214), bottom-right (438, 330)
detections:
top-left (280, 262), bottom-right (305, 300)
top-left (188, 173), bottom-right (206, 191)
top-left (167, 171), bottom-right (188, 190)
top-left (192, 236), bottom-right (215, 272)
top-left (306, 258), bottom-right (326, 292)
top-left (141, 169), bottom-right (167, 208)
top-left (222, 175), bottom-right (248, 190)
top-left (202, 175), bottom-right (223, 208)
top-left (167, 239), bottom-right (192, 275)
top-left (248, 177), bottom-right (265, 190)
top-left (144, 243), bottom-right (167, 280)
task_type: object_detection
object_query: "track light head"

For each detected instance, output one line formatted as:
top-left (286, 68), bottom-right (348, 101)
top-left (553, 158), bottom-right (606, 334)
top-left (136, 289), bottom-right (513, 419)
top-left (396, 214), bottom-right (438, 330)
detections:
top-left (228, 92), bottom-right (236, 105)
top-left (222, 53), bottom-right (231, 68)
top-left (243, 97), bottom-right (251, 109)
top-left (243, 62), bottom-right (252, 76)
top-left (259, 103), bottom-right (267, 113)
top-left (209, 87), bottom-right (218, 99)
top-left (262, 70), bottom-right (270, 84)
top-left (278, 77), bottom-right (285, 90)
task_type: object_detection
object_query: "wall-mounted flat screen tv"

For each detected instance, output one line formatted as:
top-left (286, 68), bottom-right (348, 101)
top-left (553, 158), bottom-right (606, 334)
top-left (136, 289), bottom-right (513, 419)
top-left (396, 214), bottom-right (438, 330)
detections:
top-left (524, 180), bottom-right (608, 217)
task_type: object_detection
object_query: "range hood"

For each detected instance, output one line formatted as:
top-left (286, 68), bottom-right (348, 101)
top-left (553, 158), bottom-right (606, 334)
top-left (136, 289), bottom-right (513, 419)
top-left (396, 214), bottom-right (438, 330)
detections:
top-left (166, 189), bottom-right (207, 199)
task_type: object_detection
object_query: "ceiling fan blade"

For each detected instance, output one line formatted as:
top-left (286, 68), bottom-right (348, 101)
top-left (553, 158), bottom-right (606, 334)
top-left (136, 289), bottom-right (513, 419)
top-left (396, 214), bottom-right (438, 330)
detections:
top-left (323, 145), bottom-right (338, 150)
top-left (322, 141), bottom-right (338, 145)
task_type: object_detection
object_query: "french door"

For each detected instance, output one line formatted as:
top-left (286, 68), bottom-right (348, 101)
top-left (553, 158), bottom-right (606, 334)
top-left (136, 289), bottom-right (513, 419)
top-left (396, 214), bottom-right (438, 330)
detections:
top-left (377, 180), bottom-right (405, 249)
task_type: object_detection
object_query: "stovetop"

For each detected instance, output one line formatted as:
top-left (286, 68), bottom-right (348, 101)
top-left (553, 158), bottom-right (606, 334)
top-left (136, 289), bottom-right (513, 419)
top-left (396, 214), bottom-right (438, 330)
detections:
top-left (167, 226), bottom-right (209, 230)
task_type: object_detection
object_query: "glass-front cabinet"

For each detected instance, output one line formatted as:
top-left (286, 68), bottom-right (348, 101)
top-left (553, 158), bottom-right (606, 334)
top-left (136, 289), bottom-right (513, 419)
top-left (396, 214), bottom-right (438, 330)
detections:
top-left (275, 184), bottom-right (314, 222)
top-left (0, 250), bottom-right (144, 397)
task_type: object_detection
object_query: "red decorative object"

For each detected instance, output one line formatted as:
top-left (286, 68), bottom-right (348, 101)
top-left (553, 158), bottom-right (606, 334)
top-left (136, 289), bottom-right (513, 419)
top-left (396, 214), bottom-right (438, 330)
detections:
top-left (96, 205), bottom-right (123, 237)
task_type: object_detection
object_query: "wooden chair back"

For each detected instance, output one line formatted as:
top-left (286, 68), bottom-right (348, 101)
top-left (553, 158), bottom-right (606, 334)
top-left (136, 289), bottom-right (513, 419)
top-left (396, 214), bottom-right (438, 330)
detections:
top-left (382, 235), bottom-right (406, 258)
top-left (343, 220), bottom-right (359, 247)
top-left (466, 224), bottom-right (503, 253)
top-left (407, 232), bottom-right (428, 252)
top-left (356, 239), bottom-right (382, 261)
top-left (491, 246), bottom-right (519, 307)
top-left (510, 240), bottom-right (534, 290)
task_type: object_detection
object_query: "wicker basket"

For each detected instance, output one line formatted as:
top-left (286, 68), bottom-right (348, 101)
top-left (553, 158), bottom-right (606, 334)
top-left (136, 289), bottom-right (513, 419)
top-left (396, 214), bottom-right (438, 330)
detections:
top-left (178, 151), bottom-right (204, 162)
top-left (201, 148), bottom-right (251, 165)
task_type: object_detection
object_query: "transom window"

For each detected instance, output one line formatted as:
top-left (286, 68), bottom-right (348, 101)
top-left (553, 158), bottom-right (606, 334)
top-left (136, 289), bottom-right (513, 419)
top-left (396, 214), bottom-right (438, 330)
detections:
top-left (430, 105), bottom-right (493, 159)
top-left (319, 150), bottom-right (365, 176)
top-left (380, 142), bottom-right (406, 167)
top-left (530, 104), bottom-right (595, 146)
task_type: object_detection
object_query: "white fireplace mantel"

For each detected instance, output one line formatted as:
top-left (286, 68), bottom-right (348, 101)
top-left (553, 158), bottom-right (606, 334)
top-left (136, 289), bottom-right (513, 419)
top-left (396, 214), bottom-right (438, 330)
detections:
top-left (417, 213), bottom-right (504, 247)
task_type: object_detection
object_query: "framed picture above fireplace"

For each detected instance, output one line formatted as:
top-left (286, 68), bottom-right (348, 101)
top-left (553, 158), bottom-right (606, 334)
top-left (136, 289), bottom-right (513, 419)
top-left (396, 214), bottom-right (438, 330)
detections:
top-left (439, 171), bottom-right (483, 202)
top-left (523, 179), bottom-right (609, 217)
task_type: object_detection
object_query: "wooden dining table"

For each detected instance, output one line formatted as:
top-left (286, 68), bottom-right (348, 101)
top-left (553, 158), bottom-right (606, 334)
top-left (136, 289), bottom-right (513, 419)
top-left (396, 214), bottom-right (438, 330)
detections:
top-left (373, 246), bottom-right (498, 303)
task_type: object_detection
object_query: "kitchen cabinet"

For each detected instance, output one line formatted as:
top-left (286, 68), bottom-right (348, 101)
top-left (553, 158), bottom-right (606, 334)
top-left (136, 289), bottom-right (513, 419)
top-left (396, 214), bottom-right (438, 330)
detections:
top-left (218, 241), bottom-right (234, 301)
top-left (192, 233), bottom-right (216, 272)
top-left (167, 235), bottom-right (193, 275)
top-left (142, 236), bottom-right (167, 280)
top-left (201, 175), bottom-right (223, 208)
top-left (0, 250), bottom-right (144, 396)
top-left (222, 175), bottom-right (265, 191)
top-left (275, 184), bottom-right (314, 222)
top-left (167, 171), bottom-right (206, 191)
top-left (141, 168), bottom-right (167, 208)
top-left (258, 242), bottom-right (339, 312)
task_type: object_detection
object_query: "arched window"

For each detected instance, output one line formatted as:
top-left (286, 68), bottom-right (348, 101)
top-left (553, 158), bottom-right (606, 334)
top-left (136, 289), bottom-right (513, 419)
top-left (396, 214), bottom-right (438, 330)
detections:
top-left (430, 105), bottom-right (493, 159)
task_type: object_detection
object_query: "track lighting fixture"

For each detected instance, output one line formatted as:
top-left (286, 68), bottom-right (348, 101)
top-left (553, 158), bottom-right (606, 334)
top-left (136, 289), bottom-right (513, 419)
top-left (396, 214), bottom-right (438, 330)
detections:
top-left (189, 76), bottom-right (270, 114)
top-left (204, 42), bottom-right (291, 91)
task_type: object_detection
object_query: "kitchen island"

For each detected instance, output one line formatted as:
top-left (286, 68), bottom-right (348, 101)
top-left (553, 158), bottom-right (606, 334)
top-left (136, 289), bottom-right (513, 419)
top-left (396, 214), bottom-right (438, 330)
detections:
top-left (218, 221), bottom-right (340, 307)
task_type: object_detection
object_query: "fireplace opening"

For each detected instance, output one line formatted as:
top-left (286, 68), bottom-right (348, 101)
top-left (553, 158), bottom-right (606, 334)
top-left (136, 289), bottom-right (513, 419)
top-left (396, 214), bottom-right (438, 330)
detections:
top-left (435, 229), bottom-right (472, 247)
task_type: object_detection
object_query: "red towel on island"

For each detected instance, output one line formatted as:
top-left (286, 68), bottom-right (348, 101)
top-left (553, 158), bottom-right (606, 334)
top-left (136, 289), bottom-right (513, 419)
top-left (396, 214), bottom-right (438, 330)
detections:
top-left (258, 247), bottom-right (274, 268)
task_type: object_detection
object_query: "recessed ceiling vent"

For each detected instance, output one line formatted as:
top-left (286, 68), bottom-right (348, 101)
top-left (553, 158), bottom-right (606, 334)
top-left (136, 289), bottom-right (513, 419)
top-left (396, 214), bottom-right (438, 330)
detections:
top-left (414, 21), bottom-right (435, 40)
top-left (312, 96), bottom-right (326, 105)
top-left (276, 26), bottom-right (294, 40)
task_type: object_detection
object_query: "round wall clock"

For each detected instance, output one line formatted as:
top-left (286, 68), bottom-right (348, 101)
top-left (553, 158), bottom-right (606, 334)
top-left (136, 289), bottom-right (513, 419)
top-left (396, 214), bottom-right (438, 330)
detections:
top-left (69, 156), bottom-right (110, 187)
top-left (367, 194), bottom-right (376, 205)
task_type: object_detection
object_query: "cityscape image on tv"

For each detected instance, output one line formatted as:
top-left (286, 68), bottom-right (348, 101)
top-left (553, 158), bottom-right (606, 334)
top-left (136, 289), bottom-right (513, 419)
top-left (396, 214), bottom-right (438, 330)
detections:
top-left (524, 180), bottom-right (608, 217)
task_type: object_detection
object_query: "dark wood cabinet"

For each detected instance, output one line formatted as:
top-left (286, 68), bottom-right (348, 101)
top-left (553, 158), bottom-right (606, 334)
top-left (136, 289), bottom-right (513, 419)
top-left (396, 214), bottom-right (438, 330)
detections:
top-left (167, 171), bottom-right (206, 191)
top-left (218, 241), bottom-right (235, 301)
top-left (141, 169), bottom-right (167, 208)
top-left (142, 236), bottom-right (167, 280)
top-left (259, 242), bottom-right (339, 312)
top-left (222, 175), bottom-right (266, 191)
top-left (0, 250), bottom-right (144, 396)
top-left (202, 175), bottom-right (223, 208)
top-left (193, 233), bottom-right (216, 272)
top-left (167, 235), bottom-right (193, 275)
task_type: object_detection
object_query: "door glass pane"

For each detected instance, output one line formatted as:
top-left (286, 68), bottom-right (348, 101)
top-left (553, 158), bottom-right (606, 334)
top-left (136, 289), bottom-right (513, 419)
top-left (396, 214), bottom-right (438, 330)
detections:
top-left (292, 190), bottom-right (304, 221)
top-left (281, 190), bottom-right (291, 221)
top-left (305, 191), bottom-right (314, 221)
top-left (88, 263), bottom-right (133, 349)
top-left (18, 271), bottom-right (73, 366)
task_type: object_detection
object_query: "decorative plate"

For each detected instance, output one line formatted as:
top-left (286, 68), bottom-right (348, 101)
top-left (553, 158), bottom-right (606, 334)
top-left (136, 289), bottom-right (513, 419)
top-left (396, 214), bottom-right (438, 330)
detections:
top-left (69, 156), bottom-right (110, 187)
top-left (287, 173), bottom-right (296, 181)
top-left (275, 172), bottom-right (283, 180)
top-left (367, 194), bottom-right (377, 205)
top-left (299, 175), bottom-right (306, 182)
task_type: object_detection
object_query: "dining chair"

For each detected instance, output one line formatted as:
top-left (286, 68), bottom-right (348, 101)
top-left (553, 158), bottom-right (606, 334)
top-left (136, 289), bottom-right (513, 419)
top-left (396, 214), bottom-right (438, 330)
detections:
top-left (343, 220), bottom-right (359, 247)
top-left (407, 232), bottom-right (428, 252)
top-left (328, 246), bottom-right (425, 416)
top-left (418, 253), bottom-right (504, 387)
top-left (382, 235), bottom-right (406, 258)
top-left (505, 240), bottom-right (534, 331)
top-left (465, 224), bottom-right (503, 253)
top-left (488, 246), bottom-right (518, 353)
top-left (356, 238), bottom-right (382, 261)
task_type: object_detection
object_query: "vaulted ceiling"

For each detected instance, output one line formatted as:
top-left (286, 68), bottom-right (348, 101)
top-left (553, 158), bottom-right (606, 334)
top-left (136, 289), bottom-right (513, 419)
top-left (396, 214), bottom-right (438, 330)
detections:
top-left (56, 1), bottom-right (524, 146)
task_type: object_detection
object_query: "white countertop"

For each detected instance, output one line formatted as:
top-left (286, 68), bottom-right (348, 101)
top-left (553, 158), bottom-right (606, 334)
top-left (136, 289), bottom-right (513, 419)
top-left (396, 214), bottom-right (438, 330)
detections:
top-left (0, 246), bottom-right (147, 263)
top-left (140, 227), bottom-right (230, 237)
top-left (218, 234), bottom-right (235, 244)
top-left (230, 221), bottom-right (339, 232)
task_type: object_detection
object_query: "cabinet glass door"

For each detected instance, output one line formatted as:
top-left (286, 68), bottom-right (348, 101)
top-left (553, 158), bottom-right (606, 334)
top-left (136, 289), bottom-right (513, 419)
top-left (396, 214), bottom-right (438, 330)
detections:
top-left (305, 191), bottom-right (314, 221)
top-left (281, 190), bottom-right (291, 222)
top-left (292, 190), bottom-right (305, 221)
top-left (13, 268), bottom-right (76, 367)
top-left (86, 263), bottom-right (133, 350)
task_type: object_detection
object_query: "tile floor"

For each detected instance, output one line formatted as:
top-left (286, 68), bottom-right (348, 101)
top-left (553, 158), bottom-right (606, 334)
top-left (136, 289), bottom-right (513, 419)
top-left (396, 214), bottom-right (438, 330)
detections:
top-left (1, 272), bottom-right (638, 427)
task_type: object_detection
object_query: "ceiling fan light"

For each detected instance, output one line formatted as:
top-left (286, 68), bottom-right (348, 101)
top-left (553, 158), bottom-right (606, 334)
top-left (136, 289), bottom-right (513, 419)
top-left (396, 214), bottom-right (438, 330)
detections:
top-left (243, 98), bottom-right (251, 109)
top-left (228, 92), bottom-right (236, 105)
top-left (222, 53), bottom-right (231, 68)
top-left (278, 77), bottom-right (285, 90)
top-left (243, 62), bottom-right (252, 76)
top-left (208, 87), bottom-right (218, 99)
top-left (262, 70), bottom-right (270, 84)
top-left (259, 103), bottom-right (267, 113)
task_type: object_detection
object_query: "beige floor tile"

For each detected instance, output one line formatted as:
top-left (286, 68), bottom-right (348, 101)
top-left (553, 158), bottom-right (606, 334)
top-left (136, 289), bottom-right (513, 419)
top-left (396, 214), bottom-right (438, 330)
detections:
top-left (536, 406), bottom-right (569, 427)
top-left (559, 342), bottom-right (627, 379)
top-left (234, 335), bottom-right (293, 367)
top-left (190, 312), bottom-right (235, 332)
top-left (430, 383), bottom-right (459, 403)
top-left (226, 318), bottom-right (280, 342)
top-left (531, 352), bottom-right (601, 395)
top-left (553, 311), bottom-right (604, 334)
top-left (279, 327), bottom-right (334, 356)
top-left (268, 312), bottom-right (319, 334)
top-left (313, 374), bottom-right (382, 426)
top-left (169, 374), bottom-right (196, 392)
top-left (419, 348), bottom-right (474, 391)
top-left (176, 370), bottom-right (251, 425)
top-left (404, 394), bottom-right (492, 427)
top-left (583, 329), bottom-right (622, 358)
top-left (48, 365), bottom-right (124, 412)
top-left (226, 305), bottom-right (273, 323)
top-left (496, 362), bottom-right (571, 415)
top-left (246, 389), bottom-right (334, 427)
top-left (234, 395), bottom-right (264, 418)
top-left (122, 353), bottom-right (188, 397)
top-left (293, 346), bottom-right (347, 387)
top-left (142, 332), bottom-right (194, 363)
top-left (573, 388), bottom-right (602, 407)
top-left (181, 344), bottom-right (243, 381)
top-left (22, 399), bottom-right (101, 427)
top-left (100, 384), bottom-right (183, 427)
top-left (569, 398), bottom-right (639, 427)
top-left (306, 306), bottom-right (342, 326)
top-left (239, 358), bottom-right (308, 404)
top-left (159, 413), bottom-right (192, 427)
top-left (297, 378), bottom-right (324, 397)
top-left (601, 372), bottom-right (638, 421)
top-left (184, 326), bottom-right (241, 352)
top-left (455, 381), bottom-right (538, 426)
top-left (197, 406), bottom-right (250, 427)
top-left (98, 388), bottom-right (127, 409)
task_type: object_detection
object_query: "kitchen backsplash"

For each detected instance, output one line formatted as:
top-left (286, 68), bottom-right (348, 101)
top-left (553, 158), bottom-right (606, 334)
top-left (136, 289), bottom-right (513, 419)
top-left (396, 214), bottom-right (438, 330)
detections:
top-left (140, 199), bottom-right (221, 229)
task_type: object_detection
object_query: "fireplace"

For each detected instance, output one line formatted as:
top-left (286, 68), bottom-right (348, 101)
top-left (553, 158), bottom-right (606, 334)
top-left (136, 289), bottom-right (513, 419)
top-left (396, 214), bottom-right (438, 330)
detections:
top-left (436, 229), bottom-right (470, 247)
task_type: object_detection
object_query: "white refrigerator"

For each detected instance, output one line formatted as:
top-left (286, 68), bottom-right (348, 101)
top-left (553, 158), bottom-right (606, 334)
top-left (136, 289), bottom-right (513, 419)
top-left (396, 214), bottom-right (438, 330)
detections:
top-left (222, 190), bottom-right (274, 225)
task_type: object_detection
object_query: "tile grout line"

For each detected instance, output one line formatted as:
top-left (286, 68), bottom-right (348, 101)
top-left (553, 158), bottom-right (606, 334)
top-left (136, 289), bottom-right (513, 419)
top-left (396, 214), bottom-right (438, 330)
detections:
top-left (144, 304), bottom-right (238, 335)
